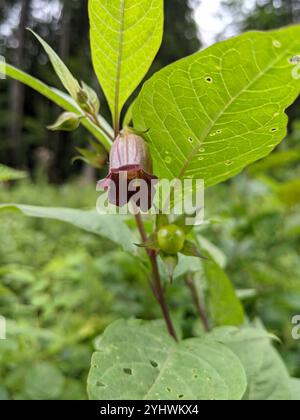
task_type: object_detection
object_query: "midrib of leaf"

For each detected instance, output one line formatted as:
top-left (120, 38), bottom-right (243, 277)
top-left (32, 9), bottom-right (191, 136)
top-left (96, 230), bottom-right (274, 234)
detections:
top-left (177, 38), bottom-right (297, 180)
top-left (114, 0), bottom-right (126, 135)
top-left (142, 345), bottom-right (176, 400)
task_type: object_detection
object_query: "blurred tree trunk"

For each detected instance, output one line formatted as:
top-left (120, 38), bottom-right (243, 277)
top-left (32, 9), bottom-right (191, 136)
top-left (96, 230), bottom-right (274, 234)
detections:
top-left (7, 0), bottom-right (31, 168)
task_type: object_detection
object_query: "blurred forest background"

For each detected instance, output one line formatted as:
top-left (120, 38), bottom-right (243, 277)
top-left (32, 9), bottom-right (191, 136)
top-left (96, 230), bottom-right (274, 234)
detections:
top-left (0, 0), bottom-right (300, 400)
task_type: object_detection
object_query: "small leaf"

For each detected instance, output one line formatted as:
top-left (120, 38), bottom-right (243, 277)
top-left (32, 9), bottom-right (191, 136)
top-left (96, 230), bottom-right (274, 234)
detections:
top-left (73, 147), bottom-right (106, 169)
top-left (0, 164), bottom-right (26, 182)
top-left (81, 81), bottom-right (100, 114)
top-left (29, 29), bottom-right (81, 101)
top-left (180, 240), bottom-right (208, 259)
top-left (156, 213), bottom-right (169, 230)
top-left (4, 63), bottom-right (113, 150)
top-left (47, 112), bottom-right (83, 132)
top-left (135, 234), bottom-right (159, 251)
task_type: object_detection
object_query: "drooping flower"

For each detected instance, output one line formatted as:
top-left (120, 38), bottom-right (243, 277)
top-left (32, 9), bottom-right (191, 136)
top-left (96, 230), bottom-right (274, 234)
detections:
top-left (97, 129), bottom-right (157, 211)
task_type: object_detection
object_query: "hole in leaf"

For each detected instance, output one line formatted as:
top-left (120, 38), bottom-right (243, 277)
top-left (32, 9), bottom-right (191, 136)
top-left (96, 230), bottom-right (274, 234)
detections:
top-left (166, 387), bottom-right (172, 393)
top-left (123, 368), bottom-right (133, 375)
top-left (199, 147), bottom-right (205, 153)
top-left (164, 156), bottom-right (172, 164)
top-left (225, 160), bottom-right (234, 166)
top-left (273, 40), bottom-right (281, 48)
top-left (178, 394), bottom-right (184, 399)
top-left (270, 128), bottom-right (278, 132)
top-left (205, 76), bottom-right (213, 83)
top-left (188, 136), bottom-right (194, 143)
top-left (150, 360), bottom-right (158, 368)
top-left (193, 374), bottom-right (198, 379)
top-left (289, 56), bottom-right (300, 64)
top-left (96, 381), bottom-right (105, 387)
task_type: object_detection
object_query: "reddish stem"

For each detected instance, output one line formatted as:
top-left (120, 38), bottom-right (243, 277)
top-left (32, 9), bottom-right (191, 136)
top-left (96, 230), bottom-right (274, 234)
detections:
top-left (134, 213), bottom-right (178, 341)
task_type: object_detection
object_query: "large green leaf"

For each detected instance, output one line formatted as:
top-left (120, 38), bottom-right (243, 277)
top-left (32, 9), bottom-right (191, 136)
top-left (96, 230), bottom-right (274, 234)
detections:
top-left (87, 319), bottom-right (247, 400)
top-left (0, 204), bottom-right (135, 253)
top-left (89, 0), bottom-right (164, 126)
top-left (133, 26), bottom-right (300, 186)
top-left (4, 64), bottom-right (113, 151)
top-left (210, 327), bottom-right (292, 400)
top-left (204, 257), bottom-right (245, 327)
top-left (0, 165), bottom-right (26, 182)
top-left (290, 378), bottom-right (300, 401)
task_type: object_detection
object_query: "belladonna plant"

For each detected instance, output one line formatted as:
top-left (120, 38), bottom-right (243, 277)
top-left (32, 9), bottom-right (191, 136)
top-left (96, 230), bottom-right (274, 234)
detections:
top-left (1, 0), bottom-right (300, 401)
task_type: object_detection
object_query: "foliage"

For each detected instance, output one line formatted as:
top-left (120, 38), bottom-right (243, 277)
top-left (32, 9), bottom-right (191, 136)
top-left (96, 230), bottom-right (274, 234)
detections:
top-left (0, 0), bottom-right (300, 401)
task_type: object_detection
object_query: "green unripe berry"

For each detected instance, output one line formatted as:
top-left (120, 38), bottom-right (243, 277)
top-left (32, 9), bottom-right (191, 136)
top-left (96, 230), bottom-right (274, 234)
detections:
top-left (157, 224), bottom-right (185, 255)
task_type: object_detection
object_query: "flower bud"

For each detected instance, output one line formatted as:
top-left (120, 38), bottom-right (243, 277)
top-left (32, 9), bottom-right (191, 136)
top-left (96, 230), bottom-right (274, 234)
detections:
top-left (97, 130), bottom-right (157, 211)
top-left (47, 112), bottom-right (83, 132)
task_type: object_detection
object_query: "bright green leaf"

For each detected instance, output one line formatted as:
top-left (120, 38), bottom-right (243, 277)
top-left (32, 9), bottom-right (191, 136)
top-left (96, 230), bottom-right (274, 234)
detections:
top-left (0, 165), bottom-right (26, 182)
top-left (4, 63), bottom-right (113, 151)
top-left (29, 29), bottom-right (81, 101)
top-left (133, 26), bottom-right (300, 186)
top-left (89, 0), bottom-right (164, 126)
top-left (87, 319), bottom-right (247, 400)
top-left (0, 204), bottom-right (136, 253)
top-left (204, 258), bottom-right (245, 327)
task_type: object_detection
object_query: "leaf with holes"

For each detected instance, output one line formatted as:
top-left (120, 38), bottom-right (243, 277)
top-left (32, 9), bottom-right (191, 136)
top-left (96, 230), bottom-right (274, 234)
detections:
top-left (133, 26), bottom-right (300, 186)
top-left (89, 0), bottom-right (163, 127)
top-left (87, 319), bottom-right (247, 400)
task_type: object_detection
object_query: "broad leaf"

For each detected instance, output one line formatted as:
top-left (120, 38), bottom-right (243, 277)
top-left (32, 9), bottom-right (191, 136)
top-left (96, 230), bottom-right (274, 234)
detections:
top-left (204, 257), bottom-right (245, 327)
top-left (0, 165), bottom-right (26, 182)
top-left (4, 63), bottom-right (113, 151)
top-left (87, 319), bottom-right (247, 400)
top-left (133, 26), bottom-right (300, 186)
top-left (210, 327), bottom-right (292, 400)
top-left (89, 0), bottom-right (164, 126)
top-left (290, 378), bottom-right (300, 401)
top-left (0, 204), bottom-right (135, 253)
top-left (29, 29), bottom-right (81, 101)
top-left (24, 362), bottom-right (64, 400)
